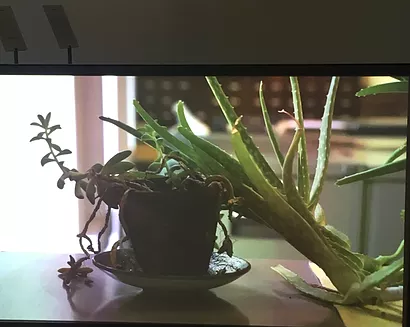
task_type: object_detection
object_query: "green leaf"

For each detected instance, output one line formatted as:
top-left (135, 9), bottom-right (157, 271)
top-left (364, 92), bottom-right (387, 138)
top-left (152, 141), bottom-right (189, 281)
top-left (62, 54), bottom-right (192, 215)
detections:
top-left (385, 141), bottom-right (406, 164)
top-left (259, 81), bottom-right (284, 167)
top-left (101, 150), bottom-right (132, 174)
top-left (289, 77), bottom-right (310, 202)
top-left (342, 257), bottom-right (404, 304)
top-left (51, 144), bottom-right (62, 152)
top-left (176, 100), bottom-right (192, 131)
top-left (206, 76), bottom-right (283, 189)
top-left (309, 77), bottom-right (340, 208)
top-left (140, 134), bottom-right (155, 142)
top-left (40, 153), bottom-right (53, 166)
top-left (45, 112), bottom-right (51, 128)
top-left (48, 125), bottom-right (61, 134)
top-left (90, 163), bottom-right (104, 173)
top-left (30, 122), bottom-right (43, 128)
top-left (272, 265), bottom-right (347, 304)
top-left (56, 149), bottom-right (72, 156)
top-left (30, 136), bottom-right (43, 142)
top-left (68, 172), bottom-right (88, 181)
top-left (57, 178), bottom-right (65, 189)
top-left (105, 161), bottom-right (135, 174)
top-left (336, 159), bottom-right (406, 185)
top-left (74, 182), bottom-right (85, 199)
top-left (323, 225), bottom-right (351, 249)
top-left (147, 161), bottom-right (162, 173)
top-left (37, 115), bottom-right (46, 126)
top-left (356, 81), bottom-right (408, 97)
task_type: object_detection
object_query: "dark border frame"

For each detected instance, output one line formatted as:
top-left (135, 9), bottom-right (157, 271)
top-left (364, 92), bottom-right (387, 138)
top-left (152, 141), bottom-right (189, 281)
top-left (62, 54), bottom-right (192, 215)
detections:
top-left (0, 64), bottom-right (409, 76)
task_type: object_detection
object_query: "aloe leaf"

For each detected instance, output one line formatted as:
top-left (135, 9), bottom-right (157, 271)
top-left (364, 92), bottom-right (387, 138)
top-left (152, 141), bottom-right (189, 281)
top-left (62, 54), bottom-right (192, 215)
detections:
top-left (282, 127), bottom-right (318, 228)
top-left (289, 77), bottom-right (310, 202)
top-left (177, 126), bottom-right (253, 187)
top-left (206, 76), bottom-right (283, 190)
top-left (356, 81), bottom-right (408, 97)
top-left (309, 77), bottom-right (340, 209)
top-left (231, 121), bottom-right (360, 294)
top-left (375, 240), bottom-right (404, 266)
top-left (385, 141), bottom-right (406, 164)
top-left (336, 159), bottom-right (406, 185)
top-left (271, 265), bottom-right (347, 304)
top-left (134, 100), bottom-right (219, 175)
top-left (99, 116), bottom-right (159, 151)
top-left (134, 101), bottom-right (200, 161)
top-left (322, 225), bottom-right (351, 249)
top-left (313, 203), bottom-right (328, 226)
top-left (99, 115), bottom-right (200, 172)
top-left (259, 81), bottom-right (284, 167)
top-left (176, 101), bottom-right (192, 131)
top-left (342, 257), bottom-right (404, 304)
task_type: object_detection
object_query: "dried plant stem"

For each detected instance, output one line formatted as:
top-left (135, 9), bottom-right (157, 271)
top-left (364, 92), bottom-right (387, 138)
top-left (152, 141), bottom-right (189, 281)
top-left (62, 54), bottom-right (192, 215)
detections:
top-left (77, 197), bottom-right (104, 256)
top-left (97, 207), bottom-right (112, 253)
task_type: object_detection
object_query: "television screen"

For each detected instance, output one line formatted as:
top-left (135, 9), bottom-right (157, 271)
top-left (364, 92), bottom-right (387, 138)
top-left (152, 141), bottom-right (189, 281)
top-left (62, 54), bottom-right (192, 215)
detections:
top-left (0, 73), bottom-right (407, 325)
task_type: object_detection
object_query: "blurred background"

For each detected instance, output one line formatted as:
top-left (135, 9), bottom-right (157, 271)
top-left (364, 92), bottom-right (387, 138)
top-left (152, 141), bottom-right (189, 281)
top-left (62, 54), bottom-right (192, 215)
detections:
top-left (0, 75), bottom-right (406, 261)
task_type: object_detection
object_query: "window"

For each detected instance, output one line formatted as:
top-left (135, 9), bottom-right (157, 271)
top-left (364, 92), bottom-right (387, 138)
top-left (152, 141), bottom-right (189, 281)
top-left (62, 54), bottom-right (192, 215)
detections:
top-left (0, 75), bottom-right (136, 253)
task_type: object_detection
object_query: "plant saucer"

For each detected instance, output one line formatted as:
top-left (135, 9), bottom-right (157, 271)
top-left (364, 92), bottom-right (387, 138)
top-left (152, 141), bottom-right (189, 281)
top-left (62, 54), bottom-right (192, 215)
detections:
top-left (93, 249), bottom-right (251, 292)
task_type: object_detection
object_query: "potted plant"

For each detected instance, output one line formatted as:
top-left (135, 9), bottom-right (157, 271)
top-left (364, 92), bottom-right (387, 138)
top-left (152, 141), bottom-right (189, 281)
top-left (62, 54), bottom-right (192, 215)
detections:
top-left (99, 76), bottom-right (406, 307)
top-left (30, 112), bottom-right (237, 283)
top-left (32, 76), bottom-right (406, 313)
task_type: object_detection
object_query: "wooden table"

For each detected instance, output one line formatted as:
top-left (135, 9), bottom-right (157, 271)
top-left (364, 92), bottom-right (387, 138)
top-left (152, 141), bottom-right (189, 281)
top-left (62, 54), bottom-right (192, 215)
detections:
top-left (0, 252), bottom-right (344, 326)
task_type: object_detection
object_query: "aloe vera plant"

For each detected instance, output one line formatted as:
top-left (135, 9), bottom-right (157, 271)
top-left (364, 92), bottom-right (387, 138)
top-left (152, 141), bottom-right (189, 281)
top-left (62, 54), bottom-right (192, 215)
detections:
top-left (98, 75), bottom-right (406, 307)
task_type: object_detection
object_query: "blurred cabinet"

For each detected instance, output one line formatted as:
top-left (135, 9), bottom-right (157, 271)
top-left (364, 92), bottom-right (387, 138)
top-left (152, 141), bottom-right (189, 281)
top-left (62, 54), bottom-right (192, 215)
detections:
top-left (319, 180), bottom-right (363, 252)
top-left (363, 171), bottom-right (405, 257)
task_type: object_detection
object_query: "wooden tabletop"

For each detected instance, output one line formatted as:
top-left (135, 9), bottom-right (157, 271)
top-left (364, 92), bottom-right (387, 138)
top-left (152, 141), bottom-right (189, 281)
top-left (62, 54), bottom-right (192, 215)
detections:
top-left (0, 252), bottom-right (344, 326)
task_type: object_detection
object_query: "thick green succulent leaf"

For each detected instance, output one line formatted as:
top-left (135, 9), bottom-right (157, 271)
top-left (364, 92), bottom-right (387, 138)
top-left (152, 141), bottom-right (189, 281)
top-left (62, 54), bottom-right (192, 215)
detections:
top-left (356, 81), bottom-right (408, 97)
top-left (336, 159), bottom-right (406, 185)
top-left (272, 265), bottom-right (346, 304)
top-left (259, 81), bottom-right (284, 167)
top-left (289, 77), bottom-right (310, 201)
top-left (385, 141), bottom-right (406, 164)
top-left (176, 101), bottom-right (192, 131)
top-left (342, 258), bottom-right (404, 304)
top-left (309, 77), bottom-right (340, 208)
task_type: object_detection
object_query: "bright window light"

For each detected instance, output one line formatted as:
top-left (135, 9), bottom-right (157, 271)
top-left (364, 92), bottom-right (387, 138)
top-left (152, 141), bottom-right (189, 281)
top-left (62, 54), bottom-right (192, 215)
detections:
top-left (0, 75), bottom-right (79, 253)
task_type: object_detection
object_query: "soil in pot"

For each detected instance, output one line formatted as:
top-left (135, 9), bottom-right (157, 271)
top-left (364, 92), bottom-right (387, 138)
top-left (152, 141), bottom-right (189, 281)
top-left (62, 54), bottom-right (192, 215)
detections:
top-left (118, 178), bottom-right (222, 276)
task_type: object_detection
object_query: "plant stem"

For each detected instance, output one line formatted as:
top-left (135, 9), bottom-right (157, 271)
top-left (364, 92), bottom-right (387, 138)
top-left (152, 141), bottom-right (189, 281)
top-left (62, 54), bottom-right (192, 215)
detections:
top-left (45, 129), bottom-right (66, 173)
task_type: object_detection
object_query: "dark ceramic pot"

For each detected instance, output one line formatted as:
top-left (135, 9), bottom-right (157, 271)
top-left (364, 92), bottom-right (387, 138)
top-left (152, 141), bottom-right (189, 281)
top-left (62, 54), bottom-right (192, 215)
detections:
top-left (118, 180), bottom-right (221, 276)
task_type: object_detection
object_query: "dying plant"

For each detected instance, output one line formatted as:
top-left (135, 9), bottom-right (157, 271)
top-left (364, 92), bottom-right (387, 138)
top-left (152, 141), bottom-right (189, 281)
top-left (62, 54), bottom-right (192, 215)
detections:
top-left (98, 76), bottom-right (406, 307)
